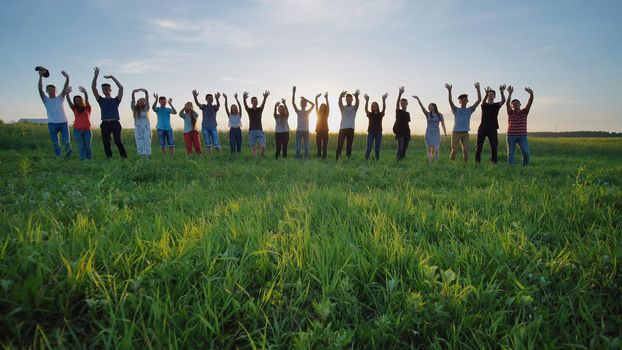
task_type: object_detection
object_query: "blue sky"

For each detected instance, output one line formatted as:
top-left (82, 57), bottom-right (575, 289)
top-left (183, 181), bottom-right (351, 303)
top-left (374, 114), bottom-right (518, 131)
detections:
top-left (1, 0), bottom-right (621, 133)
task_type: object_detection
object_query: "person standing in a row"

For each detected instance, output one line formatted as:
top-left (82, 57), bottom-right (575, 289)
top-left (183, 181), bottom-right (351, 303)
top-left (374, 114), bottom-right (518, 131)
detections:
top-left (92, 67), bottom-right (127, 159)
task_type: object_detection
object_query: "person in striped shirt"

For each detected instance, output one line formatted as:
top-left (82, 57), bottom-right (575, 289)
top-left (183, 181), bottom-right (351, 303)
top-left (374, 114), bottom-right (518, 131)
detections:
top-left (506, 86), bottom-right (534, 165)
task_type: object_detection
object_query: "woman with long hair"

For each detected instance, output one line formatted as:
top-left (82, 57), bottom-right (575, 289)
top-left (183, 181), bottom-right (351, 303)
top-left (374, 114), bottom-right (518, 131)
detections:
top-left (414, 96), bottom-right (447, 162)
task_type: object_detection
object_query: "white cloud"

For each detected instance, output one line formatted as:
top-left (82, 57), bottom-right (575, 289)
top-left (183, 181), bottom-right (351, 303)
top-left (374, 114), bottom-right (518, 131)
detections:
top-left (254, 0), bottom-right (405, 27)
top-left (150, 19), bottom-right (258, 48)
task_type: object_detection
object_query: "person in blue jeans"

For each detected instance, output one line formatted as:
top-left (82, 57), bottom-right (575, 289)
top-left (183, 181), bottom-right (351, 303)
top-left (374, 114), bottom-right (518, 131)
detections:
top-left (65, 86), bottom-right (93, 160)
top-left (363, 92), bottom-right (388, 160)
top-left (223, 93), bottom-right (243, 153)
top-left (152, 94), bottom-right (177, 157)
top-left (506, 86), bottom-right (534, 165)
top-left (292, 86), bottom-right (315, 160)
top-left (37, 68), bottom-right (72, 157)
top-left (193, 89), bottom-right (221, 155)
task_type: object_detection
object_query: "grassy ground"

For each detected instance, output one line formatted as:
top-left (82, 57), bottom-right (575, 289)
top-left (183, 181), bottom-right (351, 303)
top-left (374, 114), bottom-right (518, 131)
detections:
top-left (0, 123), bottom-right (620, 349)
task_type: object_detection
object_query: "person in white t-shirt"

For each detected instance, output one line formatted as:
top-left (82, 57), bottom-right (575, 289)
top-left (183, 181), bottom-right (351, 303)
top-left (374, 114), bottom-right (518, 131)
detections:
top-left (37, 68), bottom-right (72, 157)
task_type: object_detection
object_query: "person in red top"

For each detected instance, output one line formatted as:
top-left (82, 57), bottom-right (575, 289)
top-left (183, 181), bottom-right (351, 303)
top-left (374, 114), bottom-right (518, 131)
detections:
top-left (506, 86), bottom-right (534, 165)
top-left (65, 86), bottom-right (92, 160)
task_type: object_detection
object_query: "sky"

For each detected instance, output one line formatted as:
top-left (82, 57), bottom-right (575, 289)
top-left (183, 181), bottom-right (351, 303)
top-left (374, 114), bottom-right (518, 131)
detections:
top-left (0, 0), bottom-right (621, 133)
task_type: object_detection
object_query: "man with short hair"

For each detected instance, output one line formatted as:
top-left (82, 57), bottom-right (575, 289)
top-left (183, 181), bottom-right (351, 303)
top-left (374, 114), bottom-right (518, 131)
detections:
top-left (193, 89), bottom-right (221, 155)
top-left (475, 85), bottom-right (506, 164)
top-left (37, 68), bottom-right (72, 157)
top-left (91, 67), bottom-right (127, 159)
top-left (506, 86), bottom-right (534, 166)
top-left (445, 82), bottom-right (481, 162)
top-left (336, 89), bottom-right (360, 160)
top-left (243, 90), bottom-right (270, 158)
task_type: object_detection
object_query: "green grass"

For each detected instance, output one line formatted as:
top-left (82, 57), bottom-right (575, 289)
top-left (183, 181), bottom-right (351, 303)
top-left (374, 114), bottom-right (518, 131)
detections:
top-left (0, 123), bottom-right (621, 349)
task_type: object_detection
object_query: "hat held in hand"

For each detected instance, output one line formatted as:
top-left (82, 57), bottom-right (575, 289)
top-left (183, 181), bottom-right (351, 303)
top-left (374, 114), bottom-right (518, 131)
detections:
top-left (35, 66), bottom-right (50, 78)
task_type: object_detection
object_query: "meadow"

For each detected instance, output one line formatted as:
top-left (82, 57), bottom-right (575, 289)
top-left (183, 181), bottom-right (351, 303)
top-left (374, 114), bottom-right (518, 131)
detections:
top-left (0, 122), bottom-right (620, 349)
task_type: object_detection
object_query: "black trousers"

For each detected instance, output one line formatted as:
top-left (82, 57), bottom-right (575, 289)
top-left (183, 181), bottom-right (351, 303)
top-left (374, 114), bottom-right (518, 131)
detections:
top-left (336, 128), bottom-right (354, 159)
top-left (101, 120), bottom-right (127, 158)
top-left (475, 129), bottom-right (498, 163)
top-left (316, 131), bottom-right (329, 159)
top-left (396, 137), bottom-right (410, 160)
top-left (275, 132), bottom-right (289, 158)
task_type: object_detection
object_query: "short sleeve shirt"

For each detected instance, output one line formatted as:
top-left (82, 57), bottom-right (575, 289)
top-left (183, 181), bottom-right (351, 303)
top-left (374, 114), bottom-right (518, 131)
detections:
top-left (97, 97), bottom-right (121, 120)
top-left (43, 96), bottom-right (68, 123)
top-left (247, 106), bottom-right (264, 131)
top-left (72, 105), bottom-right (91, 130)
top-left (201, 105), bottom-right (218, 129)
top-left (155, 107), bottom-right (173, 131)
top-left (452, 106), bottom-right (476, 132)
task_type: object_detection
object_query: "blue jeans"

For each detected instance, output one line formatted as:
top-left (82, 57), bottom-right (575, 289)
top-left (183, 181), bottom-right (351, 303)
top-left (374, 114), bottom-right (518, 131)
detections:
top-left (202, 127), bottom-right (220, 148)
top-left (157, 129), bottom-right (174, 148)
top-left (229, 127), bottom-right (242, 153)
top-left (73, 129), bottom-right (92, 160)
top-left (295, 131), bottom-right (309, 159)
top-left (365, 132), bottom-right (382, 160)
top-left (507, 135), bottom-right (530, 165)
top-left (48, 122), bottom-right (71, 157)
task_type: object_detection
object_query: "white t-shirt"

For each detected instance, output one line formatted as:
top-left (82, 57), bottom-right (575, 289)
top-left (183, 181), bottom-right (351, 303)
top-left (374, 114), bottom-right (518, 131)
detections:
top-left (296, 110), bottom-right (311, 132)
top-left (228, 114), bottom-right (242, 128)
top-left (340, 105), bottom-right (357, 130)
top-left (43, 96), bottom-right (68, 123)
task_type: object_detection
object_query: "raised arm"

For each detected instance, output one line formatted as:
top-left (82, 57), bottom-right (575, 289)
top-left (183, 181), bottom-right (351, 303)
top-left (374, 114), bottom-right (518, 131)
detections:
top-left (192, 90), bottom-right (205, 109)
top-left (292, 86), bottom-right (300, 112)
top-left (396, 86), bottom-right (405, 110)
top-left (60, 71), bottom-right (70, 98)
top-left (223, 93), bottom-right (231, 116)
top-left (282, 98), bottom-right (289, 118)
top-left (381, 93), bottom-right (388, 114)
top-left (104, 74), bottom-right (123, 102)
top-left (260, 90), bottom-right (270, 109)
top-left (152, 93), bottom-right (158, 112)
top-left (304, 97), bottom-right (315, 113)
top-left (168, 98), bottom-right (177, 115)
top-left (445, 83), bottom-right (456, 111)
top-left (338, 90), bottom-right (346, 110)
top-left (506, 85), bottom-right (513, 113)
top-left (364, 94), bottom-right (370, 114)
top-left (243, 91), bottom-right (250, 111)
top-left (143, 89), bottom-right (149, 108)
top-left (131, 89), bottom-right (138, 111)
top-left (37, 73), bottom-right (45, 101)
top-left (498, 85), bottom-right (507, 106)
top-left (353, 89), bottom-right (361, 110)
top-left (234, 93), bottom-right (242, 117)
top-left (215, 92), bottom-right (221, 111)
top-left (524, 87), bottom-right (534, 113)
top-left (273, 101), bottom-right (279, 117)
top-left (315, 93), bottom-right (321, 114)
top-left (470, 82), bottom-right (482, 109)
top-left (91, 67), bottom-right (101, 100)
top-left (324, 92), bottom-right (329, 116)
top-left (412, 95), bottom-right (427, 116)
top-left (65, 86), bottom-right (74, 110)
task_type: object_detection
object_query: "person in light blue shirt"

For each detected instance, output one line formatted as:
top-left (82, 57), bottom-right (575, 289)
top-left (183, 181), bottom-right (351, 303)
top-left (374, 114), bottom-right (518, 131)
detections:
top-left (445, 82), bottom-right (481, 163)
top-left (152, 94), bottom-right (177, 157)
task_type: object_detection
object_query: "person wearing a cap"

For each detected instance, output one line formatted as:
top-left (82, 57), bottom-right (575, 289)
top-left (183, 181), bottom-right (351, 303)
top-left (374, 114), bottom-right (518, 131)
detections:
top-left (91, 66), bottom-right (127, 159)
top-left (37, 67), bottom-right (73, 158)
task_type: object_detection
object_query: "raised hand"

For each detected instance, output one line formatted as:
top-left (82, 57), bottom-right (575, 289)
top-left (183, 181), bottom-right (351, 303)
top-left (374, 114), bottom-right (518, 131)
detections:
top-left (364, 94), bottom-right (369, 100)
top-left (263, 90), bottom-right (270, 98)
top-left (445, 83), bottom-right (452, 91)
top-left (168, 98), bottom-right (173, 104)
top-left (223, 93), bottom-right (228, 99)
top-left (275, 101), bottom-right (280, 107)
top-left (324, 92), bottom-right (328, 98)
top-left (316, 93), bottom-right (322, 99)
top-left (507, 86), bottom-right (514, 94)
top-left (399, 86), bottom-right (405, 94)
top-left (499, 84), bottom-right (506, 91)
top-left (243, 91), bottom-right (249, 99)
top-left (340, 90), bottom-right (347, 97)
top-left (234, 92), bottom-right (238, 99)
top-left (412, 95), bottom-right (419, 100)
top-left (474, 82), bottom-right (480, 90)
top-left (382, 93), bottom-right (388, 100)
top-left (103, 75), bottom-right (113, 79)
top-left (192, 89), bottom-right (199, 97)
top-left (66, 86), bottom-right (73, 94)
top-left (485, 86), bottom-right (492, 93)
top-left (61, 70), bottom-right (69, 78)
top-left (293, 86), bottom-right (297, 93)
top-left (78, 86), bottom-right (87, 94)
top-left (94, 67), bottom-right (100, 75)
top-left (215, 92), bottom-right (221, 99)
top-left (525, 87), bottom-right (533, 95)
top-left (281, 98), bottom-right (286, 104)
top-left (153, 93), bottom-right (158, 100)
top-left (354, 89), bottom-right (360, 97)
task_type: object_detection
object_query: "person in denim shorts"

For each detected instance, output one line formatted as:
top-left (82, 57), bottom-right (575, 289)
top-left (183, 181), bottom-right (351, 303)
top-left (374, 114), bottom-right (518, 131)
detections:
top-left (243, 90), bottom-right (270, 158)
top-left (152, 94), bottom-right (177, 157)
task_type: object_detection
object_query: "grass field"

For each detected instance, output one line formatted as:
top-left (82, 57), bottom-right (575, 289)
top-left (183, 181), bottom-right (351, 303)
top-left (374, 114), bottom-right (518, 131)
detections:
top-left (0, 122), bottom-right (620, 349)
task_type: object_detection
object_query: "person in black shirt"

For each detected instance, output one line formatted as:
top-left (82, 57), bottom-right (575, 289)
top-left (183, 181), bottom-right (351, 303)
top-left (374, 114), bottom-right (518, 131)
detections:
top-left (393, 87), bottom-right (411, 161)
top-left (476, 85), bottom-right (506, 164)
top-left (364, 93), bottom-right (388, 160)
top-left (243, 90), bottom-right (270, 158)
